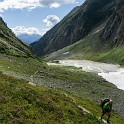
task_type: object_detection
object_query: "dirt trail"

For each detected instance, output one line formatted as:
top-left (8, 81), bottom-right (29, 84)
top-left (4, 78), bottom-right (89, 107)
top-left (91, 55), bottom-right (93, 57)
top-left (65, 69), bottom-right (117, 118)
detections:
top-left (63, 93), bottom-right (108, 124)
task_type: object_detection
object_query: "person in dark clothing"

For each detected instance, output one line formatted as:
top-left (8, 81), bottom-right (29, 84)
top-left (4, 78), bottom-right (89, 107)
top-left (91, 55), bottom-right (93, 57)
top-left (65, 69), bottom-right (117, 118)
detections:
top-left (101, 99), bottom-right (112, 123)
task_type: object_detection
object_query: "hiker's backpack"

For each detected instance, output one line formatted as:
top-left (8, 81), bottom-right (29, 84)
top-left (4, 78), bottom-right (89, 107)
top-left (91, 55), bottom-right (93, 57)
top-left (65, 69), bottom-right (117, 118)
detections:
top-left (100, 98), bottom-right (110, 108)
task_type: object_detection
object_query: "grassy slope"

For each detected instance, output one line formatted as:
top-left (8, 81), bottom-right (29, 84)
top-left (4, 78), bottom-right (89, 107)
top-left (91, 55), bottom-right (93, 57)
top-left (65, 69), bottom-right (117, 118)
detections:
top-left (43, 31), bottom-right (106, 62)
top-left (93, 45), bottom-right (124, 65)
top-left (1, 72), bottom-right (102, 124)
top-left (0, 54), bottom-right (46, 80)
top-left (0, 55), bottom-right (124, 123)
top-left (0, 18), bottom-right (33, 57)
top-left (44, 31), bottom-right (124, 66)
top-left (0, 55), bottom-right (105, 124)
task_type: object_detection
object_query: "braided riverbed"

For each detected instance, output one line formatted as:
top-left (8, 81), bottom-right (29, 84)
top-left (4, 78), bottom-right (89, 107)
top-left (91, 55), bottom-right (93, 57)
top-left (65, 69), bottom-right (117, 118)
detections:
top-left (48, 60), bottom-right (124, 90)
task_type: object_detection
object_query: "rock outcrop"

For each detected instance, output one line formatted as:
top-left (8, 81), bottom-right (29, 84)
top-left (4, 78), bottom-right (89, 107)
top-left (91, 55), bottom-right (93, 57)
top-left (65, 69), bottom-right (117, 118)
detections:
top-left (101, 0), bottom-right (124, 48)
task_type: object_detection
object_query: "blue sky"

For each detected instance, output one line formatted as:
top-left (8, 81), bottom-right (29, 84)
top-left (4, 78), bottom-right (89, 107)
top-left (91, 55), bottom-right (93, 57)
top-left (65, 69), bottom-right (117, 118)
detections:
top-left (0, 0), bottom-right (85, 36)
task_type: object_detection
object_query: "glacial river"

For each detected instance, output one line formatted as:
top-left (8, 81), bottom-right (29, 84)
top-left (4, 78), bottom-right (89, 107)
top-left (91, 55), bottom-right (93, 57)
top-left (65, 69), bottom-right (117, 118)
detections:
top-left (48, 60), bottom-right (124, 90)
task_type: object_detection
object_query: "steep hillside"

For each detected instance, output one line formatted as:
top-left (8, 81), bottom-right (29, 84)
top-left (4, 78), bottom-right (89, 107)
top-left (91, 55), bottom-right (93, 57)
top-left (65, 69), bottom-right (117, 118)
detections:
top-left (0, 17), bottom-right (34, 57)
top-left (1, 72), bottom-right (101, 124)
top-left (44, 0), bottom-right (124, 65)
top-left (44, 28), bottom-right (124, 65)
top-left (101, 0), bottom-right (124, 48)
top-left (31, 0), bottom-right (115, 56)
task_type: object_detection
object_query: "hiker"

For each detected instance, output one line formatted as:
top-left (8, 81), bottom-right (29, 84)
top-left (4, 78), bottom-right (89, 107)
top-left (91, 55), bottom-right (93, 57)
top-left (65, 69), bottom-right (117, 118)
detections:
top-left (100, 99), bottom-right (113, 123)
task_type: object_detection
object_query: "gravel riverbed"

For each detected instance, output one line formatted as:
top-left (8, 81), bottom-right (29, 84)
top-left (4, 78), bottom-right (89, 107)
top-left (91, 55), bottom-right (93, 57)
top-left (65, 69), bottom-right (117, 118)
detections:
top-left (48, 60), bottom-right (124, 90)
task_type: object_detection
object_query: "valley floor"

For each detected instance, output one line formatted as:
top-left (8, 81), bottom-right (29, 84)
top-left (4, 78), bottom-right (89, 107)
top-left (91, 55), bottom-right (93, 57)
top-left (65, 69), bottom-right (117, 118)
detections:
top-left (48, 60), bottom-right (124, 90)
top-left (0, 55), bottom-right (124, 123)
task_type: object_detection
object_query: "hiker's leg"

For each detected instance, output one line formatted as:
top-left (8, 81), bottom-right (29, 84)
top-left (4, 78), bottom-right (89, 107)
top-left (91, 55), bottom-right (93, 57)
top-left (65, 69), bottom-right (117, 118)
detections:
top-left (107, 112), bottom-right (111, 122)
top-left (101, 110), bottom-right (105, 120)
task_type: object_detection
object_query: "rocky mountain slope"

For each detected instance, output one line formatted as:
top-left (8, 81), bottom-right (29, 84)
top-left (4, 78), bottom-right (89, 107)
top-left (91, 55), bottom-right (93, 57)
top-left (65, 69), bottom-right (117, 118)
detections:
top-left (101, 0), bottom-right (124, 48)
top-left (31, 0), bottom-right (116, 56)
top-left (0, 17), bottom-right (34, 57)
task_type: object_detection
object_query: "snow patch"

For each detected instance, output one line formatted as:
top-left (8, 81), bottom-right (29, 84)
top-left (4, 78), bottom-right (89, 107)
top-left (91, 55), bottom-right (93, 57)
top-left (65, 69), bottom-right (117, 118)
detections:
top-left (93, 29), bottom-right (102, 34)
top-left (63, 52), bottom-right (69, 55)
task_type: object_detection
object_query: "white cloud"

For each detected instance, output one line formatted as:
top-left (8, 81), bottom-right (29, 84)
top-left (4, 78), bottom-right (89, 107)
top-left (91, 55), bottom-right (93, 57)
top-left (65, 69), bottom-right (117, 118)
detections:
top-left (39, 0), bottom-right (75, 6)
top-left (11, 15), bottom-right (60, 37)
top-left (76, 2), bottom-right (79, 4)
top-left (41, 28), bottom-right (51, 35)
top-left (50, 3), bottom-right (60, 8)
top-left (43, 15), bottom-right (60, 28)
top-left (11, 26), bottom-right (41, 36)
top-left (0, 0), bottom-right (76, 12)
top-left (11, 26), bottom-right (51, 36)
top-left (40, 0), bottom-right (76, 8)
top-left (0, 9), bottom-right (4, 13)
top-left (0, 0), bottom-right (41, 12)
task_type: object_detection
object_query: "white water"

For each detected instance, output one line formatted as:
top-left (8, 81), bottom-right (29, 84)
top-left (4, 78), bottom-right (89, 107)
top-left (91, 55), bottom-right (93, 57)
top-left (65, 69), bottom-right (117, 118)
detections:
top-left (48, 60), bottom-right (124, 90)
top-left (98, 69), bottom-right (124, 90)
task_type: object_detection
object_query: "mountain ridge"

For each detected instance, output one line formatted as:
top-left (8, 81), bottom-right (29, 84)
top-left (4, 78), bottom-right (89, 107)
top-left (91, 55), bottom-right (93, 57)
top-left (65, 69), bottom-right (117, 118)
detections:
top-left (17, 33), bottom-right (41, 44)
top-left (31, 0), bottom-right (115, 56)
top-left (0, 17), bottom-right (34, 57)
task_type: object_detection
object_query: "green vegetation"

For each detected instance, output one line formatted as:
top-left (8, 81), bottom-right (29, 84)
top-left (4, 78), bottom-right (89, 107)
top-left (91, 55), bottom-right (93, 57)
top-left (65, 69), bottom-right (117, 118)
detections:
top-left (93, 45), bottom-right (124, 66)
top-left (0, 0), bottom-right (124, 123)
top-left (0, 55), bottom-right (124, 123)
top-left (0, 55), bottom-right (46, 78)
top-left (44, 31), bottom-right (124, 66)
top-left (43, 32), bottom-right (102, 61)
top-left (1, 72), bottom-right (100, 124)
top-left (71, 94), bottom-right (124, 124)
top-left (0, 17), bottom-right (34, 57)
